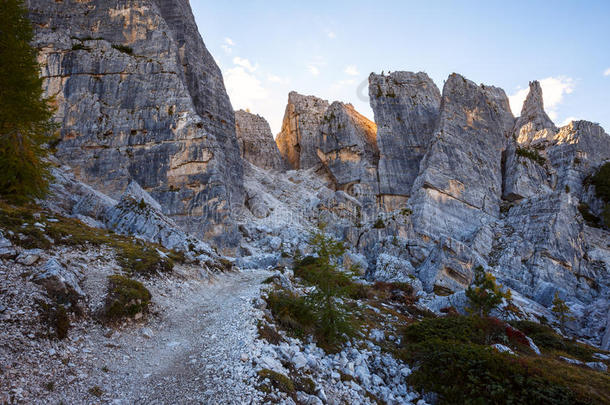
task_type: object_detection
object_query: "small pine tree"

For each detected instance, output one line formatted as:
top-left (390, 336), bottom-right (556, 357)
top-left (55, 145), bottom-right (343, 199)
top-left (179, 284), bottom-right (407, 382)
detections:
top-left (466, 266), bottom-right (511, 317)
top-left (0, 0), bottom-right (56, 202)
top-left (302, 223), bottom-right (356, 347)
top-left (551, 292), bottom-right (574, 334)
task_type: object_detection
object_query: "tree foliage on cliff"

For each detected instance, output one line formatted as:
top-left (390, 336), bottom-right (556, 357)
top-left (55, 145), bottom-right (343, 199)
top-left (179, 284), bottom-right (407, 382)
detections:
top-left (0, 0), bottom-right (55, 202)
top-left (466, 266), bottom-right (511, 317)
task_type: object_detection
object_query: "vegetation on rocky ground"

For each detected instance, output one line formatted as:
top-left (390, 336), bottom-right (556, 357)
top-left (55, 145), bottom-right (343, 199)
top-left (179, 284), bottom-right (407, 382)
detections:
top-left (39, 301), bottom-right (70, 339)
top-left (103, 275), bottom-right (151, 321)
top-left (0, 0), bottom-right (56, 202)
top-left (261, 227), bottom-right (609, 403)
top-left (399, 315), bottom-right (610, 404)
top-left (591, 162), bottom-right (610, 226)
top-left (0, 200), bottom-right (180, 275)
top-left (465, 266), bottom-right (511, 317)
top-left (516, 147), bottom-right (546, 166)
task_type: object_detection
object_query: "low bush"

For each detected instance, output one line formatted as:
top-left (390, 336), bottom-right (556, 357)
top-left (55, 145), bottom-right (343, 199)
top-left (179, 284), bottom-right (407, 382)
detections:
top-left (578, 203), bottom-right (600, 226)
top-left (516, 147), bottom-right (546, 166)
top-left (0, 201), bottom-right (175, 275)
top-left (265, 289), bottom-right (316, 339)
top-left (104, 275), bottom-right (151, 321)
top-left (591, 162), bottom-right (610, 202)
top-left (510, 320), bottom-right (596, 362)
top-left (372, 218), bottom-right (385, 229)
top-left (39, 302), bottom-right (70, 339)
top-left (111, 44), bottom-right (133, 55)
top-left (401, 316), bottom-right (609, 404)
top-left (116, 244), bottom-right (172, 275)
top-left (406, 340), bottom-right (585, 404)
top-left (257, 369), bottom-right (295, 395)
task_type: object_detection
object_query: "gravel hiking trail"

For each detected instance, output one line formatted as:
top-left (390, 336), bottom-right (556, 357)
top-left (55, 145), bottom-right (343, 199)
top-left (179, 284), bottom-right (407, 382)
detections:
top-left (104, 269), bottom-right (269, 404)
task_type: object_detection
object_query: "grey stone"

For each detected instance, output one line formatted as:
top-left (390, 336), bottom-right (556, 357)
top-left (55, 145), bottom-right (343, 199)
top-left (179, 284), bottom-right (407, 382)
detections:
top-left (276, 92), bottom-right (330, 170)
top-left (16, 249), bottom-right (44, 266)
top-left (586, 361), bottom-right (608, 372)
top-left (33, 259), bottom-right (84, 303)
top-left (316, 102), bottom-right (379, 214)
top-left (369, 72), bottom-right (441, 209)
top-left (235, 110), bottom-right (286, 171)
top-left (29, 0), bottom-right (244, 251)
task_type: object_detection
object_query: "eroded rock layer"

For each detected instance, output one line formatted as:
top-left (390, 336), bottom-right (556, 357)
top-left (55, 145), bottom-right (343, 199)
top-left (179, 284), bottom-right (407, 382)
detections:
top-left (28, 0), bottom-right (243, 249)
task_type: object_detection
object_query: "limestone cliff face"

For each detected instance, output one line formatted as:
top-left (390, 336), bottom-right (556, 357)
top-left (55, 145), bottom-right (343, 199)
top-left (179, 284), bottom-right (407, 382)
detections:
top-left (410, 74), bottom-right (514, 239)
top-left (276, 91), bottom-right (329, 170)
top-left (28, 0), bottom-right (243, 249)
top-left (235, 110), bottom-right (286, 171)
top-left (369, 72), bottom-right (441, 210)
top-left (316, 102), bottom-right (379, 213)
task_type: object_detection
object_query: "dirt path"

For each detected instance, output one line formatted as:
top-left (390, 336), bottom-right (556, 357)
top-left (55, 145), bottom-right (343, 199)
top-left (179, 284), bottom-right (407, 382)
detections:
top-left (110, 270), bottom-right (267, 404)
top-left (105, 269), bottom-right (269, 404)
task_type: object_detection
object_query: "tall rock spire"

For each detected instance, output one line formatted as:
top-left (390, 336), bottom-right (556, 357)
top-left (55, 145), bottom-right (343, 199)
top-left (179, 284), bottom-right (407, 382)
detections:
top-left (514, 81), bottom-right (557, 146)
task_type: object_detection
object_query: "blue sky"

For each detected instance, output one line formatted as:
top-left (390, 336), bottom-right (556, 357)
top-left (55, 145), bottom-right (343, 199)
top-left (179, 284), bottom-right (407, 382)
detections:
top-left (191, 0), bottom-right (610, 135)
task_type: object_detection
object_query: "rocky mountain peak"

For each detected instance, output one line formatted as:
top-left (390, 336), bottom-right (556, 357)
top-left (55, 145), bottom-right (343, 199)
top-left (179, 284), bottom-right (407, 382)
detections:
top-left (235, 110), bottom-right (286, 171)
top-left (275, 92), bottom-right (330, 170)
top-left (514, 80), bottom-right (558, 146)
top-left (368, 71), bottom-right (441, 209)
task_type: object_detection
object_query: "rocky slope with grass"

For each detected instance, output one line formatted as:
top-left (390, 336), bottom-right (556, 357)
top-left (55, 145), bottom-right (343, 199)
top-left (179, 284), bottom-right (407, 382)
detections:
top-left (271, 73), bottom-right (610, 351)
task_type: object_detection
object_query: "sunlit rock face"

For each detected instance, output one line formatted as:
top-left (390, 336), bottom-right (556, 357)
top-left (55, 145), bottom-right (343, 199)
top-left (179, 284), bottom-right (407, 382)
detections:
top-left (409, 74), bottom-right (514, 241)
top-left (316, 102), bottom-right (379, 214)
top-left (514, 80), bottom-right (557, 147)
top-left (369, 72), bottom-right (441, 210)
top-left (235, 110), bottom-right (286, 171)
top-left (28, 0), bottom-right (244, 250)
top-left (276, 91), bottom-right (330, 170)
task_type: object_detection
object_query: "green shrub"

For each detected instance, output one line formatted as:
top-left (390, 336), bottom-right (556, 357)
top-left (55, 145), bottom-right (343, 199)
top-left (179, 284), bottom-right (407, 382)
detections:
top-left (510, 320), bottom-right (596, 362)
top-left (104, 275), bottom-right (151, 321)
top-left (265, 289), bottom-right (316, 339)
top-left (116, 244), bottom-right (173, 275)
top-left (465, 266), bottom-right (511, 317)
top-left (256, 320), bottom-right (284, 345)
top-left (591, 162), bottom-right (610, 202)
top-left (516, 147), bottom-right (546, 166)
top-left (257, 369), bottom-right (295, 395)
top-left (39, 302), bottom-right (70, 339)
top-left (88, 386), bottom-right (103, 398)
top-left (373, 218), bottom-right (385, 229)
top-left (294, 375), bottom-right (316, 395)
top-left (577, 203), bottom-right (600, 226)
top-left (71, 43), bottom-right (89, 51)
top-left (402, 316), bottom-right (609, 404)
top-left (406, 340), bottom-right (584, 405)
top-left (112, 44), bottom-right (133, 55)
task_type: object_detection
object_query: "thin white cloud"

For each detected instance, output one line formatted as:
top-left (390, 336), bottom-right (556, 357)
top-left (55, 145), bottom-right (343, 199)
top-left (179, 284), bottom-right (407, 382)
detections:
top-left (561, 116), bottom-right (579, 126)
top-left (267, 74), bottom-right (289, 84)
top-left (344, 65), bottom-right (359, 76)
top-left (224, 66), bottom-right (268, 111)
top-left (221, 37), bottom-right (235, 54)
top-left (308, 65), bottom-right (320, 76)
top-left (604, 68), bottom-right (610, 77)
top-left (327, 31), bottom-right (336, 39)
top-left (509, 76), bottom-right (575, 121)
top-left (233, 56), bottom-right (257, 72)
